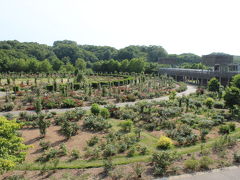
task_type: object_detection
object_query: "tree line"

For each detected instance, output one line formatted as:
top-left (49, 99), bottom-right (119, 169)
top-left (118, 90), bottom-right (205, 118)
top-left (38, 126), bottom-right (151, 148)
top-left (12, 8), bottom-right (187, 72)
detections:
top-left (0, 40), bottom-right (201, 73)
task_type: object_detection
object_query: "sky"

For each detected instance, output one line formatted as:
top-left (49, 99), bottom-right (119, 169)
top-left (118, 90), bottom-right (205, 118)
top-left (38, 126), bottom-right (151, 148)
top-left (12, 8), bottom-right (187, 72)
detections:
top-left (0, 0), bottom-right (240, 56)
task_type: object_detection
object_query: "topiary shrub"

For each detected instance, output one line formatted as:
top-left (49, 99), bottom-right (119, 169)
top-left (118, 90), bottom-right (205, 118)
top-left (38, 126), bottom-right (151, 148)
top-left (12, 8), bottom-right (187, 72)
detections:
top-left (204, 97), bottom-right (214, 109)
top-left (91, 103), bottom-right (101, 115)
top-left (157, 136), bottom-right (174, 150)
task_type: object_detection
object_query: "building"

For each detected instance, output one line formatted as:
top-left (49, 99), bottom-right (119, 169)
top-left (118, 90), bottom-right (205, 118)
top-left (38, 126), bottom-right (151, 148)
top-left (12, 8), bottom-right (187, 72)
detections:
top-left (158, 53), bottom-right (240, 86)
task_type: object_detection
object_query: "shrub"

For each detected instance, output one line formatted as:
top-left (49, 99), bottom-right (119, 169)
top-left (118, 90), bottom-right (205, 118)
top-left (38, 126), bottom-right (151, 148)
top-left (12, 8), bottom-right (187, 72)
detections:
top-left (46, 85), bottom-right (54, 91)
top-left (184, 159), bottom-right (199, 171)
top-left (219, 125), bottom-right (230, 134)
top-left (229, 123), bottom-right (236, 132)
top-left (157, 136), bottom-right (173, 150)
top-left (37, 148), bottom-right (58, 162)
top-left (34, 99), bottom-right (42, 114)
top-left (138, 146), bottom-right (148, 155)
top-left (37, 114), bottom-right (51, 137)
top-left (127, 146), bottom-right (136, 157)
top-left (234, 151), bottom-right (240, 163)
top-left (199, 156), bottom-right (213, 169)
top-left (61, 99), bottom-right (76, 108)
top-left (120, 120), bottom-right (133, 133)
top-left (214, 101), bottom-right (225, 109)
top-left (12, 86), bottom-right (20, 93)
top-left (103, 144), bottom-right (117, 158)
top-left (152, 151), bottom-right (176, 176)
top-left (169, 90), bottom-right (177, 101)
top-left (42, 100), bottom-right (58, 109)
top-left (132, 163), bottom-right (144, 178)
top-left (2, 103), bottom-right (14, 111)
top-left (73, 83), bottom-right (81, 90)
top-left (58, 143), bottom-right (68, 156)
top-left (109, 167), bottom-right (124, 180)
top-left (204, 98), bottom-right (214, 109)
top-left (39, 140), bottom-right (51, 151)
top-left (100, 108), bottom-right (110, 119)
top-left (125, 94), bottom-right (137, 102)
top-left (71, 149), bottom-right (80, 159)
top-left (60, 121), bottom-right (79, 139)
top-left (166, 124), bottom-right (198, 146)
top-left (200, 128), bottom-right (209, 142)
top-left (83, 115), bottom-right (111, 132)
top-left (105, 104), bottom-right (120, 118)
top-left (103, 158), bottom-right (114, 175)
top-left (91, 103), bottom-right (101, 115)
top-left (87, 136), bottom-right (99, 146)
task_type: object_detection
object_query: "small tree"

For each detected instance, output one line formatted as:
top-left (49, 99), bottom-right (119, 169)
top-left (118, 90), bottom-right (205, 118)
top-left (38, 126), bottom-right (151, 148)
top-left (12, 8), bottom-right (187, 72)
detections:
top-left (0, 117), bottom-right (29, 174)
top-left (35, 99), bottom-right (42, 114)
top-left (208, 77), bottom-right (220, 92)
top-left (224, 87), bottom-right (240, 110)
top-left (231, 74), bottom-right (240, 89)
top-left (37, 114), bottom-right (51, 137)
top-left (61, 121), bottom-right (79, 139)
top-left (169, 90), bottom-right (177, 101)
top-left (152, 151), bottom-right (176, 176)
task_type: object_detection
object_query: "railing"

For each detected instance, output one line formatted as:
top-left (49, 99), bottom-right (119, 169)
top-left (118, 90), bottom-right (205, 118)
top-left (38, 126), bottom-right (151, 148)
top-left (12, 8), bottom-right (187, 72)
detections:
top-left (159, 68), bottom-right (239, 78)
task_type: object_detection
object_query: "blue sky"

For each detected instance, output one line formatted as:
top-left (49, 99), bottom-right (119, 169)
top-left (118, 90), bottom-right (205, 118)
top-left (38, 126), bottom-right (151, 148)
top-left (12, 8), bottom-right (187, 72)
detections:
top-left (0, 0), bottom-right (240, 55)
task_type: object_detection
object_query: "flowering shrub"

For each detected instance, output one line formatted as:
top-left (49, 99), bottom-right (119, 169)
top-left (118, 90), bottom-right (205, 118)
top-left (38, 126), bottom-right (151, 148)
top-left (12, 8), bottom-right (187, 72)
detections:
top-left (157, 136), bottom-right (173, 150)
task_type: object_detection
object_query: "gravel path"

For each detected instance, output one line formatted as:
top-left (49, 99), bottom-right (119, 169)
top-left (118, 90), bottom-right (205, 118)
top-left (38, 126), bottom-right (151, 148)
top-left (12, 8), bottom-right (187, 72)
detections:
top-left (0, 91), bottom-right (6, 97)
top-left (0, 85), bottom-right (196, 117)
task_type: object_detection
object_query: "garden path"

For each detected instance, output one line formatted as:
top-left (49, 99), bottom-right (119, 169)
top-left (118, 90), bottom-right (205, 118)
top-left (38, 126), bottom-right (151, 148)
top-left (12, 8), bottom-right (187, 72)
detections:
top-left (0, 85), bottom-right (197, 116)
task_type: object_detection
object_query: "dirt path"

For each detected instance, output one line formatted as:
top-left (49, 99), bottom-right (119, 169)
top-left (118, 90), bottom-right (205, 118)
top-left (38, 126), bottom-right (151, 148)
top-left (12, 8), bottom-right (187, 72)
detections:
top-left (0, 85), bottom-right (197, 117)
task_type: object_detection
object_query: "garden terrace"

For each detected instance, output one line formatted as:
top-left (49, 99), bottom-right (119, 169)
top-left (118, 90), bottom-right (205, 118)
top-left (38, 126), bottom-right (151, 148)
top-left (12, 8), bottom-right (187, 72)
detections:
top-left (2, 86), bottom-right (240, 179)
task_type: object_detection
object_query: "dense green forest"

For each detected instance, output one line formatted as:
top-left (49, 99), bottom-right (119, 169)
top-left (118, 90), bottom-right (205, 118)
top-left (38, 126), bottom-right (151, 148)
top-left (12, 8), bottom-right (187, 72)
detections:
top-left (0, 40), bottom-right (201, 73)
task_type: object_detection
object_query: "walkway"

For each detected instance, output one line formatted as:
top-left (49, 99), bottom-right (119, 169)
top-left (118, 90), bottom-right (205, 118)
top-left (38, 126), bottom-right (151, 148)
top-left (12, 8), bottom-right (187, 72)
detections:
top-left (157, 166), bottom-right (240, 180)
top-left (0, 85), bottom-right (197, 116)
